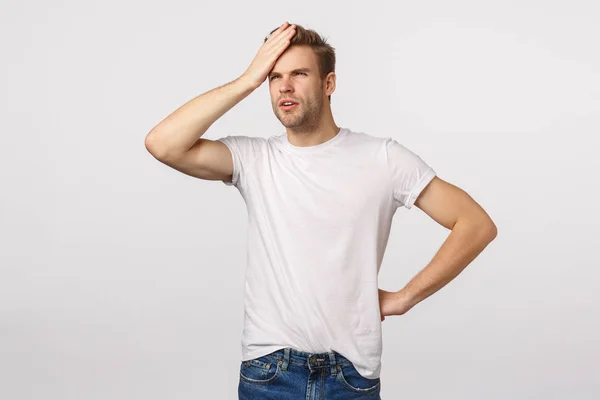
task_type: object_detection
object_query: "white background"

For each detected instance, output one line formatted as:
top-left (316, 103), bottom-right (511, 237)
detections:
top-left (1, 0), bottom-right (599, 399)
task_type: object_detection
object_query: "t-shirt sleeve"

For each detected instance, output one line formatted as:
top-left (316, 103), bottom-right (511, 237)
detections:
top-left (216, 135), bottom-right (260, 188)
top-left (385, 138), bottom-right (436, 209)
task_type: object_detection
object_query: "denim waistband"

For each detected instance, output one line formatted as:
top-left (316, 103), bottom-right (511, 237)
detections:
top-left (267, 347), bottom-right (353, 375)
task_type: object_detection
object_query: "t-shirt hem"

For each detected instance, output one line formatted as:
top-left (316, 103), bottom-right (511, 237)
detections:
top-left (405, 167), bottom-right (436, 209)
top-left (216, 138), bottom-right (238, 186)
top-left (241, 345), bottom-right (290, 362)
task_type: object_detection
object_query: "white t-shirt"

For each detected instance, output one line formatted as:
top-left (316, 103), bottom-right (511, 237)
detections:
top-left (217, 127), bottom-right (436, 379)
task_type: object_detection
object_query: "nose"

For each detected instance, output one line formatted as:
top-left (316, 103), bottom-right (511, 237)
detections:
top-left (278, 76), bottom-right (294, 94)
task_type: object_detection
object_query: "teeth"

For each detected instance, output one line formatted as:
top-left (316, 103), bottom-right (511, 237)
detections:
top-left (283, 102), bottom-right (293, 106)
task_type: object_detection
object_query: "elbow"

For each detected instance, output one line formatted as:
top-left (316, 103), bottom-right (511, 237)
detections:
top-left (473, 209), bottom-right (498, 242)
top-left (488, 223), bottom-right (498, 241)
top-left (459, 214), bottom-right (497, 242)
top-left (482, 219), bottom-right (498, 242)
top-left (144, 131), bottom-right (168, 160)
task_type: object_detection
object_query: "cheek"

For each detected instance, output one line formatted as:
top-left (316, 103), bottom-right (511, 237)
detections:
top-left (269, 84), bottom-right (277, 98)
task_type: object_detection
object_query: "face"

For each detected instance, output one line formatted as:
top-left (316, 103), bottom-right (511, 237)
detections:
top-left (268, 46), bottom-right (331, 130)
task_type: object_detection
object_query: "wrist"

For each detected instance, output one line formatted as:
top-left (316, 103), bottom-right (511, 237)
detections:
top-left (236, 74), bottom-right (261, 92)
top-left (395, 288), bottom-right (418, 311)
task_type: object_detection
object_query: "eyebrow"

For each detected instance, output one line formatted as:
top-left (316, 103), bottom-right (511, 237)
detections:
top-left (269, 68), bottom-right (311, 78)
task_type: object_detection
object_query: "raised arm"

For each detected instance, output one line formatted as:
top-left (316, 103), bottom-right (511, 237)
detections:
top-left (144, 77), bottom-right (255, 182)
top-left (144, 22), bottom-right (297, 181)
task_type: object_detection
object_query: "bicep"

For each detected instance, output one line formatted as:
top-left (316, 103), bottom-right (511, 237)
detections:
top-left (154, 138), bottom-right (234, 182)
top-left (414, 176), bottom-right (492, 230)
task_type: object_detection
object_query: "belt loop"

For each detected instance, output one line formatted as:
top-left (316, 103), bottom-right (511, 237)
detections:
top-left (329, 351), bottom-right (337, 376)
top-left (281, 347), bottom-right (291, 371)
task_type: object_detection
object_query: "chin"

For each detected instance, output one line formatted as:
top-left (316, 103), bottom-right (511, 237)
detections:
top-left (276, 113), bottom-right (299, 125)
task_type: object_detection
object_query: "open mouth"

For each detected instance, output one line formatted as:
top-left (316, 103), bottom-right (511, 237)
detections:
top-left (280, 102), bottom-right (298, 111)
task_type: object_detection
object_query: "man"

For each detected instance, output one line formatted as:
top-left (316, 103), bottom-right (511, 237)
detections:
top-left (145, 22), bottom-right (497, 400)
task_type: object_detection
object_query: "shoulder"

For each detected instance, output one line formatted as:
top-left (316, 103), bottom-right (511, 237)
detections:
top-left (216, 134), bottom-right (275, 171)
top-left (338, 128), bottom-right (391, 152)
top-left (217, 134), bottom-right (274, 154)
top-left (218, 134), bottom-right (268, 146)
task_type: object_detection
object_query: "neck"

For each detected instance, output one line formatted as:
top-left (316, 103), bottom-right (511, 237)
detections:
top-left (286, 113), bottom-right (340, 148)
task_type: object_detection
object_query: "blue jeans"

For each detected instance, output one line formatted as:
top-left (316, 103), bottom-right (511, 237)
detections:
top-left (238, 347), bottom-right (381, 399)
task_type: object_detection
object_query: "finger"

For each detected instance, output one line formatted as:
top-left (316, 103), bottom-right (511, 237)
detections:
top-left (265, 22), bottom-right (289, 41)
top-left (266, 23), bottom-right (295, 44)
top-left (270, 27), bottom-right (295, 49)
top-left (275, 26), bottom-right (296, 47)
top-left (265, 28), bottom-right (295, 56)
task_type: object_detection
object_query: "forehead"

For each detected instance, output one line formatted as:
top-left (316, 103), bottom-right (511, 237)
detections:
top-left (271, 46), bottom-right (318, 74)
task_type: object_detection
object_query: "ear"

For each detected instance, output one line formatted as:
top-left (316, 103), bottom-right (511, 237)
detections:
top-left (324, 72), bottom-right (336, 97)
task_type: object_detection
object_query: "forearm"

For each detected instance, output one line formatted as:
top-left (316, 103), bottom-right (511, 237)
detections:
top-left (399, 218), bottom-right (497, 310)
top-left (145, 76), bottom-right (257, 158)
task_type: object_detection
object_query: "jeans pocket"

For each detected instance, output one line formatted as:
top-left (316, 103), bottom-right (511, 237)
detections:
top-left (337, 362), bottom-right (381, 393)
top-left (239, 354), bottom-right (281, 385)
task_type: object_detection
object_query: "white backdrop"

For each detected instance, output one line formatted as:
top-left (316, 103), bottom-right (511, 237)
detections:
top-left (1, 0), bottom-right (599, 399)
